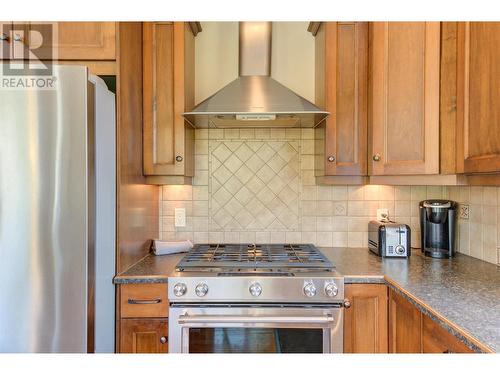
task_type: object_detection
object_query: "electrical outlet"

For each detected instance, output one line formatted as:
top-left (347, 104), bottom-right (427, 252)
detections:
top-left (459, 204), bottom-right (469, 220)
top-left (377, 208), bottom-right (389, 221)
top-left (174, 208), bottom-right (186, 227)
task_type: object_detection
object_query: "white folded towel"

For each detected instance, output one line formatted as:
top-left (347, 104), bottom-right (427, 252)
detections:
top-left (152, 240), bottom-right (193, 256)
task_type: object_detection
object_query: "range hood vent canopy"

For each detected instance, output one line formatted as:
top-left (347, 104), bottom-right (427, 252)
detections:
top-left (183, 22), bottom-right (328, 128)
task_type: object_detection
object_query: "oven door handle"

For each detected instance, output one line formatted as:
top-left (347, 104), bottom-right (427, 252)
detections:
top-left (177, 313), bottom-right (334, 325)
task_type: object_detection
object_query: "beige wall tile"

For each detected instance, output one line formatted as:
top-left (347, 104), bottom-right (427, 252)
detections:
top-left (162, 185), bottom-right (193, 201)
top-left (332, 232), bottom-right (348, 247)
top-left (395, 186), bottom-right (411, 200)
top-left (483, 187), bottom-right (497, 206)
top-left (470, 186), bottom-right (483, 204)
top-left (155, 130), bottom-right (497, 263)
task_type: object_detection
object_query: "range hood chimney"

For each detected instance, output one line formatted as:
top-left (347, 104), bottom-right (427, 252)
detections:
top-left (183, 22), bottom-right (329, 128)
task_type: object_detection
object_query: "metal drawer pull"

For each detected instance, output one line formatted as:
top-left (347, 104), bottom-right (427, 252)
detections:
top-left (160, 336), bottom-right (168, 344)
top-left (178, 313), bottom-right (334, 325)
top-left (127, 298), bottom-right (162, 305)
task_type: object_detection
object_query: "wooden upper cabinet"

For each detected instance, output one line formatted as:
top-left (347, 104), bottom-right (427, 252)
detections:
top-left (315, 22), bottom-right (368, 177)
top-left (120, 318), bottom-right (168, 353)
top-left (0, 22), bottom-right (115, 60)
top-left (388, 289), bottom-right (422, 353)
top-left (143, 22), bottom-right (195, 183)
top-left (369, 22), bottom-right (440, 176)
top-left (50, 22), bottom-right (116, 60)
top-left (344, 284), bottom-right (388, 353)
top-left (457, 22), bottom-right (500, 174)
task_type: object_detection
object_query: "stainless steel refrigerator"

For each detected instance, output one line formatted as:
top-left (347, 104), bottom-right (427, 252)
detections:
top-left (0, 65), bottom-right (116, 353)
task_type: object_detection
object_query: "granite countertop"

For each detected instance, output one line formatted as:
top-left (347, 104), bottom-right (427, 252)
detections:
top-left (114, 247), bottom-right (500, 353)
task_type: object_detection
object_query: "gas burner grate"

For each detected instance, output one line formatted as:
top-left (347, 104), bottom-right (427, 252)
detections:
top-left (176, 244), bottom-right (333, 271)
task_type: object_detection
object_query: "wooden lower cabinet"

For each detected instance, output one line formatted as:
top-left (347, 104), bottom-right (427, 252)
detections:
top-left (422, 315), bottom-right (473, 353)
top-left (389, 289), bottom-right (422, 353)
top-left (120, 318), bottom-right (168, 353)
top-left (344, 284), bottom-right (388, 353)
top-left (118, 283), bottom-right (169, 353)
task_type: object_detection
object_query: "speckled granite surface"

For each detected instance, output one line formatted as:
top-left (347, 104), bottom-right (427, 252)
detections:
top-left (114, 247), bottom-right (499, 352)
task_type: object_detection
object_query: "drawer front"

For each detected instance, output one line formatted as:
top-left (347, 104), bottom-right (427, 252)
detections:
top-left (120, 284), bottom-right (168, 318)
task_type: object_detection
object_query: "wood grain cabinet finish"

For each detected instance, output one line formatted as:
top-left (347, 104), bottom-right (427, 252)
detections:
top-left (422, 315), bottom-right (473, 353)
top-left (344, 284), bottom-right (388, 353)
top-left (49, 22), bottom-right (116, 60)
top-left (369, 22), bottom-right (441, 176)
top-left (143, 22), bottom-right (195, 183)
top-left (120, 319), bottom-right (168, 353)
top-left (457, 22), bottom-right (500, 174)
top-left (388, 289), bottom-right (422, 353)
top-left (120, 283), bottom-right (168, 319)
top-left (315, 22), bottom-right (368, 178)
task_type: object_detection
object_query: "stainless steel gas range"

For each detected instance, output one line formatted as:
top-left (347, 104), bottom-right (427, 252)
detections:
top-left (168, 244), bottom-right (346, 353)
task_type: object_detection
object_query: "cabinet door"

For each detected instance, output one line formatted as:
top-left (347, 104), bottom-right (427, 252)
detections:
top-left (388, 289), bottom-right (422, 353)
top-left (0, 22), bottom-right (12, 60)
top-left (422, 315), bottom-right (474, 353)
top-left (370, 22), bottom-right (440, 175)
top-left (457, 22), bottom-right (500, 174)
top-left (344, 284), bottom-right (388, 353)
top-left (317, 22), bottom-right (368, 176)
top-left (34, 22), bottom-right (116, 60)
top-left (120, 319), bottom-right (168, 353)
top-left (143, 22), bottom-right (194, 178)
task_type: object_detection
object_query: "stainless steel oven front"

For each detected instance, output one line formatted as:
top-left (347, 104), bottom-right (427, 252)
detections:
top-left (169, 304), bottom-right (343, 353)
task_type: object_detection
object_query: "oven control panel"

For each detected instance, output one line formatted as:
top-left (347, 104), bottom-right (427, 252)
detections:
top-left (169, 276), bottom-right (344, 303)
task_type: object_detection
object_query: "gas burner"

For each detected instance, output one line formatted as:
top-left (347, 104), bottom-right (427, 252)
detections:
top-left (175, 243), bottom-right (334, 272)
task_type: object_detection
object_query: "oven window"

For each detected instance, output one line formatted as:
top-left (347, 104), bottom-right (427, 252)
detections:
top-left (188, 328), bottom-right (323, 353)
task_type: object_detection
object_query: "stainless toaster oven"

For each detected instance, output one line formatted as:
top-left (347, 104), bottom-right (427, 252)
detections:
top-left (368, 220), bottom-right (411, 258)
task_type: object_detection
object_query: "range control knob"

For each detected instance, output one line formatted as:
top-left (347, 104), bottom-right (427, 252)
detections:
top-left (173, 282), bottom-right (187, 297)
top-left (324, 282), bottom-right (339, 297)
top-left (303, 281), bottom-right (317, 297)
top-left (395, 245), bottom-right (405, 255)
top-left (195, 283), bottom-right (209, 297)
top-left (249, 282), bottom-right (262, 297)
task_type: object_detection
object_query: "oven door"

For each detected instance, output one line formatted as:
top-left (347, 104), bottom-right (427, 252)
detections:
top-left (169, 304), bottom-right (343, 353)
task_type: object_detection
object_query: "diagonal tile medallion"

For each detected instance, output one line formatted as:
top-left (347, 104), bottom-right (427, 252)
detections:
top-left (209, 140), bottom-right (300, 231)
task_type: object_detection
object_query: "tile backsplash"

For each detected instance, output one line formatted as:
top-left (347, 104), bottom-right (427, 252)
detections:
top-left (159, 129), bottom-right (499, 266)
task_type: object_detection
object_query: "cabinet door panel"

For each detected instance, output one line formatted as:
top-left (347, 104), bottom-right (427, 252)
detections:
top-left (143, 22), bottom-right (194, 178)
top-left (344, 284), bottom-right (388, 353)
top-left (388, 289), bottom-right (422, 353)
top-left (29, 22), bottom-right (116, 60)
top-left (316, 22), bottom-right (368, 176)
top-left (370, 22), bottom-right (440, 175)
top-left (422, 315), bottom-right (473, 353)
top-left (120, 319), bottom-right (168, 353)
top-left (458, 22), bottom-right (500, 173)
top-left (0, 22), bottom-right (12, 60)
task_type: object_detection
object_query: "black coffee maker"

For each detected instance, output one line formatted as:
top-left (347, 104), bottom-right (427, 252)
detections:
top-left (419, 200), bottom-right (457, 258)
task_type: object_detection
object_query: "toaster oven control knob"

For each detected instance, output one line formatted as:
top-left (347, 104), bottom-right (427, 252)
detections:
top-left (303, 281), bottom-right (317, 297)
top-left (249, 282), bottom-right (262, 297)
top-left (195, 283), bottom-right (209, 297)
top-left (173, 283), bottom-right (187, 297)
top-left (395, 245), bottom-right (405, 255)
top-left (324, 282), bottom-right (339, 297)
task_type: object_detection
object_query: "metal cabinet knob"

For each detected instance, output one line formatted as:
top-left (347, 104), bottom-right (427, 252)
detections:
top-left (343, 299), bottom-right (351, 309)
top-left (0, 33), bottom-right (8, 41)
top-left (13, 34), bottom-right (23, 42)
top-left (175, 155), bottom-right (183, 162)
top-left (160, 336), bottom-right (168, 344)
top-left (327, 156), bottom-right (336, 162)
top-left (372, 154), bottom-right (381, 162)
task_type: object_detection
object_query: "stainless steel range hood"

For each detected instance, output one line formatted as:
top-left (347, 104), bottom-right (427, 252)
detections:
top-left (183, 22), bottom-right (329, 128)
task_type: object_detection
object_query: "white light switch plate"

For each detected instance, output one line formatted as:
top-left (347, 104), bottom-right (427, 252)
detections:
top-left (377, 208), bottom-right (389, 221)
top-left (174, 208), bottom-right (186, 227)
